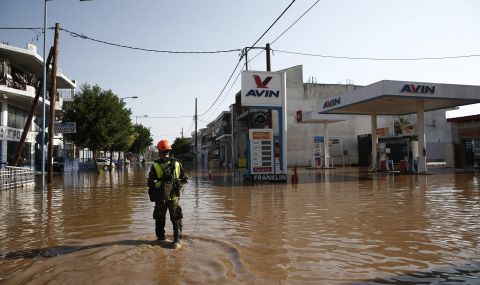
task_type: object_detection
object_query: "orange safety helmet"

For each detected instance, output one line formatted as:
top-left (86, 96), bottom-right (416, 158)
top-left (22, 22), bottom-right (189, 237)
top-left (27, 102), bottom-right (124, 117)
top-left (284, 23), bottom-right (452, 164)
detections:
top-left (156, 140), bottom-right (172, 151)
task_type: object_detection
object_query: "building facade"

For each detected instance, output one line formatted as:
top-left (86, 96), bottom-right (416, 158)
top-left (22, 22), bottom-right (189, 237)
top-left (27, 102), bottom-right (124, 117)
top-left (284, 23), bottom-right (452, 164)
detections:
top-left (0, 43), bottom-right (75, 169)
top-left (447, 115), bottom-right (480, 168)
top-left (200, 65), bottom-right (455, 169)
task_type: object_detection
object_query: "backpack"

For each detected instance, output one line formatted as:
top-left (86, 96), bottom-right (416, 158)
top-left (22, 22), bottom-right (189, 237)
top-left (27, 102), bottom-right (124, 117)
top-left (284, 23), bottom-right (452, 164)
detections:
top-left (153, 158), bottom-right (180, 202)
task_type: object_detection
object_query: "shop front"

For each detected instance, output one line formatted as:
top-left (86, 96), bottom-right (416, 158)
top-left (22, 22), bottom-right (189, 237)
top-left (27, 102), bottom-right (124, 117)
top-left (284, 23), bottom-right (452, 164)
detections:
top-left (448, 115), bottom-right (480, 168)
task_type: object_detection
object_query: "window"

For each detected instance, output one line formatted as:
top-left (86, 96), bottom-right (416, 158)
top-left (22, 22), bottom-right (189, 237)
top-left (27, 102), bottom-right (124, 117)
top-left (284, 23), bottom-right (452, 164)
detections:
top-left (7, 105), bottom-right (27, 129)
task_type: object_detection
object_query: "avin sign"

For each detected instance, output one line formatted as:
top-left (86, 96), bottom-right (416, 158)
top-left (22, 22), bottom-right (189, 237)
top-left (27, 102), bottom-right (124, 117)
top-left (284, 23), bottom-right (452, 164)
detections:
top-left (241, 71), bottom-right (284, 107)
top-left (323, 97), bottom-right (341, 109)
top-left (400, 84), bottom-right (435, 94)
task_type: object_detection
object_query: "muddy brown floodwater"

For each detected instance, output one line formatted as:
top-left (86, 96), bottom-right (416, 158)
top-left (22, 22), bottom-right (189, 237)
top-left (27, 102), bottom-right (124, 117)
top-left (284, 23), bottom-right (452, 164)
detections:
top-left (1, 166), bottom-right (480, 284)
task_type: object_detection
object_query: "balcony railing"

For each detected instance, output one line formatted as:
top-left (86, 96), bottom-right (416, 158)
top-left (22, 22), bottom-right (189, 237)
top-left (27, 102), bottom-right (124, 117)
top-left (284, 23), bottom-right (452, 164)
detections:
top-left (59, 89), bottom-right (74, 102)
top-left (0, 77), bottom-right (26, 91)
top-left (0, 166), bottom-right (35, 190)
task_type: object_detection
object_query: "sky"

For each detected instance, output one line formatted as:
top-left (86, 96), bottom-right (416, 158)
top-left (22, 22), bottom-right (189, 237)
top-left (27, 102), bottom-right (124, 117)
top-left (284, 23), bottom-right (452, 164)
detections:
top-left (1, 0), bottom-right (480, 144)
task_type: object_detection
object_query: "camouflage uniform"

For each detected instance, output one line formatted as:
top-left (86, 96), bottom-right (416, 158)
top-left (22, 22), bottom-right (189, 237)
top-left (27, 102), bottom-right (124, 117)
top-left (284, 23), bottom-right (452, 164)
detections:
top-left (148, 157), bottom-right (188, 242)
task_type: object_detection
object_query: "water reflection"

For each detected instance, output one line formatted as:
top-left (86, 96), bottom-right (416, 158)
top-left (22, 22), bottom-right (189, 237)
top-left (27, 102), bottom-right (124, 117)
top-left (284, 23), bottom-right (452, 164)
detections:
top-left (1, 166), bottom-right (480, 284)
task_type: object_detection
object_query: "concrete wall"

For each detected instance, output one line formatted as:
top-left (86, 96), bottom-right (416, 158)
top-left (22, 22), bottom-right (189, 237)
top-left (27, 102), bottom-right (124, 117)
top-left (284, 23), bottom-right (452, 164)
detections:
top-left (401, 110), bottom-right (453, 163)
top-left (283, 65), bottom-right (394, 167)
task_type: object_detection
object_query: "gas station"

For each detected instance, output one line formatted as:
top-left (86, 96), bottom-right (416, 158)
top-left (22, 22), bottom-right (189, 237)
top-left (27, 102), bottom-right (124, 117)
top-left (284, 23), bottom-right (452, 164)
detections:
top-left (318, 80), bottom-right (480, 173)
top-left (295, 111), bottom-right (351, 168)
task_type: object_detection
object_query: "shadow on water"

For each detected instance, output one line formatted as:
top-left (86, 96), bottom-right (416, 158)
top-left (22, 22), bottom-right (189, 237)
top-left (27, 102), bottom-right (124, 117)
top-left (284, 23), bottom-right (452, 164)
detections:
top-left (348, 265), bottom-right (480, 284)
top-left (1, 234), bottom-right (256, 284)
top-left (1, 239), bottom-right (172, 260)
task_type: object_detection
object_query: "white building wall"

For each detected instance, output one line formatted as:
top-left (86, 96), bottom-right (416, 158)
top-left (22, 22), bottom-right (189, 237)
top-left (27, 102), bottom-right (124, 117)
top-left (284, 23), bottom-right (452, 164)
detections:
top-left (401, 110), bottom-right (453, 163)
top-left (283, 65), bottom-right (394, 167)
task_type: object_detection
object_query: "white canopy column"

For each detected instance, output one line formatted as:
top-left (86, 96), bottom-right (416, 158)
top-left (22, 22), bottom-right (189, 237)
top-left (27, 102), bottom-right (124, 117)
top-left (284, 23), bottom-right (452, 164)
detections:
top-left (323, 122), bottom-right (329, 167)
top-left (371, 112), bottom-right (377, 171)
top-left (417, 100), bottom-right (427, 173)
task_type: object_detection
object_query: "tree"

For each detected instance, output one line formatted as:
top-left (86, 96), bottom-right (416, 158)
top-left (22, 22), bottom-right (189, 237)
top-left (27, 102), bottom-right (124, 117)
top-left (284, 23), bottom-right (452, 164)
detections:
top-left (394, 117), bottom-right (410, 135)
top-left (63, 84), bottom-right (133, 168)
top-left (129, 124), bottom-right (153, 155)
top-left (171, 137), bottom-right (191, 157)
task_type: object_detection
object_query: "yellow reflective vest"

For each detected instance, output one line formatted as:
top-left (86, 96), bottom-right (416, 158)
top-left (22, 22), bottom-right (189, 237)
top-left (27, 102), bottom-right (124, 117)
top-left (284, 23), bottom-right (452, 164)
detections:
top-left (152, 160), bottom-right (181, 189)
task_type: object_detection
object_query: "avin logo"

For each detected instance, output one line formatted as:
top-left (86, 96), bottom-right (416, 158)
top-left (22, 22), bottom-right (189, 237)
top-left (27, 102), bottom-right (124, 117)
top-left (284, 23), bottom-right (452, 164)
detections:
top-left (323, 97), bottom-right (341, 109)
top-left (246, 74), bottom-right (280, 98)
top-left (400, 84), bottom-right (435, 94)
top-left (253, 75), bottom-right (272, 89)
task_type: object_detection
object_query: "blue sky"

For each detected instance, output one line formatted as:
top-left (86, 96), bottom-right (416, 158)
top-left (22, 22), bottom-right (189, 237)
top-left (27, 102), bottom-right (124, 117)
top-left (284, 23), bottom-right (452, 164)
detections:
top-left (1, 0), bottom-right (479, 143)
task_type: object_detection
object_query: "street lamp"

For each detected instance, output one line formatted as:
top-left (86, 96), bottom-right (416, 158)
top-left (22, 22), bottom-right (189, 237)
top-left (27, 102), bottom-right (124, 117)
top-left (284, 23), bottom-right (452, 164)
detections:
top-left (120, 96), bottom-right (138, 101)
top-left (41, 0), bottom-right (90, 189)
top-left (135, 114), bottom-right (148, 124)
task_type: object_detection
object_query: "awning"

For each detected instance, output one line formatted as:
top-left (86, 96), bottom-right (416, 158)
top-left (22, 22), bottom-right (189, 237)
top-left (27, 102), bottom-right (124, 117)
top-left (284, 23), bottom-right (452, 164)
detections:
top-left (320, 80), bottom-right (480, 115)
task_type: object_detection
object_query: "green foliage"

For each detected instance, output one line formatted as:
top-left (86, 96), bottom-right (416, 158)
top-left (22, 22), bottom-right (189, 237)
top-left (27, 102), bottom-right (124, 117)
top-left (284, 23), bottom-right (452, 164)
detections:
top-left (394, 117), bottom-right (410, 135)
top-left (171, 137), bottom-right (191, 156)
top-left (63, 84), bottom-right (133, 154)
top-left (129, 124), bottom-right (153, 154)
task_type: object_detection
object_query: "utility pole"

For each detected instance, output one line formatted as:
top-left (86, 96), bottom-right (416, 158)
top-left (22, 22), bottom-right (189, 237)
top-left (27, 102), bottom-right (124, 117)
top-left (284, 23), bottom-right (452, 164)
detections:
top-left (244, 48), bottom-right (249, 70)
top-left (181, 127), bottom-right (184, 138)
top-left (266, 43), bottom-right (271, 71)
top-left (194, 98), bottom-right (198, 168)
top-left (47, 23), bottom-right (60, 183)
top-left (266, 43), bottom-right (273, 128)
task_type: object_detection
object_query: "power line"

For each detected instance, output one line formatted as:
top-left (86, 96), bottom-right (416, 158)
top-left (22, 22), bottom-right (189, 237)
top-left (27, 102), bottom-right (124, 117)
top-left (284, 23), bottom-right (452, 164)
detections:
top-left (205, 62), bottom-right (245, 121)
top-left (198, 55), bottom-right (244, 117)
top-left (134, 115), bottom-right (192, 119)
top-left (246, 0), bottom-right (320, 66)
top-left (0, 27), bottom-right (44, 30)
top-left (201, 0), bottom-right (296, 117)
top-left (273, 49), bottom-right (480, 61)
top-left (60, 27), bottom-right (242, 55)
top-left (271, 0), bottom-right (321, 45)
top-left (250, 0), bottom-right (296, 48)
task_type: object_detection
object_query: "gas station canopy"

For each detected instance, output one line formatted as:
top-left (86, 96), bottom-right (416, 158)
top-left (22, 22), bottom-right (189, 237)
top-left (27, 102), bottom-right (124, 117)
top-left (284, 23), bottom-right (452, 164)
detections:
top-left (319, 80), bottom-right (480, 115)
top-left (316, 80), bottom-right (480, 173)
top-left (296, 111), bottom-right (351, 124)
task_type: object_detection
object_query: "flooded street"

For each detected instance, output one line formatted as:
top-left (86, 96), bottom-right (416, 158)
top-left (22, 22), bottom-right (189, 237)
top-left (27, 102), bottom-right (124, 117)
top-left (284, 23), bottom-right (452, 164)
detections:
top-left (1, 166), bottom-right (480, 284)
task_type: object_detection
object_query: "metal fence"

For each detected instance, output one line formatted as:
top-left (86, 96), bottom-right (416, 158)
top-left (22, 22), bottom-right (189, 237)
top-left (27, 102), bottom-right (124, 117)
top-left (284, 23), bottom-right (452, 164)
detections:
top-left (0, 166), bottom-right (35, 190)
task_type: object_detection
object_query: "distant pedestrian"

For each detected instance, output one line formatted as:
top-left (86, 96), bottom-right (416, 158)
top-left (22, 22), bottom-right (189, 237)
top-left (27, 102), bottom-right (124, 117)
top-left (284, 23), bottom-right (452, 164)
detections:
top-left (147, 139), bottom-right (188, 248)
top-left (408, 150), bottom-right (413, 173)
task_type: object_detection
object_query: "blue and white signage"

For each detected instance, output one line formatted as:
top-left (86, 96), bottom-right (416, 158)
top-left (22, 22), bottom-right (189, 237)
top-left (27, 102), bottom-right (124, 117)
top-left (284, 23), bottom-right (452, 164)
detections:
top-left (314, 136), bottom-right (324, 143)
top-left (241, 70), bottom-right (284, 107)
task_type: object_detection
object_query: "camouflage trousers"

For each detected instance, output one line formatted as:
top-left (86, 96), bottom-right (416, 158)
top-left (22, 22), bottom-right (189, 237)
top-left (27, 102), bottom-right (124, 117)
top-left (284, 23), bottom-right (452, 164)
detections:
top-left (153, 199), bottom-right (183, 239)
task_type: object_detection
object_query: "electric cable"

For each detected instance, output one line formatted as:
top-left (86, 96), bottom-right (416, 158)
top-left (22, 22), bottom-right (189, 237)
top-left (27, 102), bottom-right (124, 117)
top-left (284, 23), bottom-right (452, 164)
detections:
top-left (198, 55), bottom-right (244, 117)
top-left (273, 49), bottom-right (480, 61)
top-left (60, 27), bottom-right (242, 54)
top-left (0, 27), bottom-right (44, 30)
top-left (271, 0), bottom-right (321, 45)
top-left (246, 0), bottom-right (317, 67)
top-left (200, 0), bottom-right (296, 117)
top-left (133, 115), bottom-right (192, 119)
top-left (249, 0), bottom-right (296, 48)
top-left (205, 62), bottom-right (245, 121)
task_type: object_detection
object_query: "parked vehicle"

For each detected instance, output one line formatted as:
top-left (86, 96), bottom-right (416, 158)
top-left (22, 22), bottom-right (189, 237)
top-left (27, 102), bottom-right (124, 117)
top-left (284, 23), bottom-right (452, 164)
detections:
top-left (52, 157), bottom-right (64, 172)
top-left (114, 159), bottom-right (130, 166)
top-left (96, 158), bottom-right (114, 170)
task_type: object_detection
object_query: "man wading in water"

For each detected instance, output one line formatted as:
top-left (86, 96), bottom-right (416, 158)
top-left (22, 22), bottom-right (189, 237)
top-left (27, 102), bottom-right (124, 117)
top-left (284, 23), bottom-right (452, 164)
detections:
top-left (148, 139), bottom-right (188, 249)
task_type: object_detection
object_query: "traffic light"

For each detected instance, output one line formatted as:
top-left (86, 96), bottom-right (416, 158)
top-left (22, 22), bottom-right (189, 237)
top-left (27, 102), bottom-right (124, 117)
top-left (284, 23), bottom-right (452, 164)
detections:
top-left (33, 114), bottom-right (50, 128)
top-left (35, 132), bottom-right (49, 145)
top-left (34, 115), bottom-right (50, 145)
